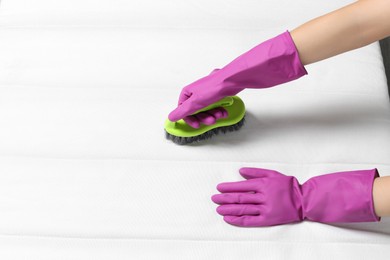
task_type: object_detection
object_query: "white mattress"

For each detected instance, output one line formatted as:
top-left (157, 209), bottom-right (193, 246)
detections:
top-left (1, 0), bottom-right (390, 259)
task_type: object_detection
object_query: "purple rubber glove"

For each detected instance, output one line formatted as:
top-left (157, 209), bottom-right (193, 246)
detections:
top-left (180, 68), bottom-right (229, 128)
top-left (212, 168), bottom-right (380, 227)
top-left (168, 31), bottom-right (307, 122)
top-left (183, 106), bottom-right (229, 129)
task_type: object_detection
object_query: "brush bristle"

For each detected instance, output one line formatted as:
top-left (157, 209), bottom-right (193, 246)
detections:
top-left (165, 116), bottom-right (245, 145)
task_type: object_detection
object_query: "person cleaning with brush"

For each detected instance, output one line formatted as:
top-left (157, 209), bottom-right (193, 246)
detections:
top-left (168, 0), bottom-right (390, 226)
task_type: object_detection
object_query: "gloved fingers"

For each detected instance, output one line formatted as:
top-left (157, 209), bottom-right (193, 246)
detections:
top-left (206, 107), bottom-right (228, 120)
top-left (211, 193), bottom-right (263, 205)
top-left (194, 112), bottom-right (217, 126)
top-left (216, 179), bottom-right (259, 193)
top-left (168, 96), bottom-right (202, 122)
top-left (182, 107), bottom-right (228, 128)
top-left (183, 115), bottom-right (200, 129)
top-left (195, 107), bottom-right (228, 125)
top-left (216, 204), bottom-right (261, 216)
top-left (239, 167), bottom-right (285, 180)
top-left (223, 215), bottom-right (264, 227)
top-left (177, 88), bottom-right (192, 106)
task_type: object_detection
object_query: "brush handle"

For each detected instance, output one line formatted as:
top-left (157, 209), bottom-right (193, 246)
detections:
top-left (191, 96), bottom-right (234, 115)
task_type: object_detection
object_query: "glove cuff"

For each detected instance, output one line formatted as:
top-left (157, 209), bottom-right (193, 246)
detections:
top-left (220, 31), bottom-right (308, 90)
top-left (283, 30), bottom-right (308, 79)
top-left (301, 169), bottom-right (381, 223)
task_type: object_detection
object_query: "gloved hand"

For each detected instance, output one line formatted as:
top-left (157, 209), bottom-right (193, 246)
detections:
top-left (168, 31), bottom-right (307, 122)
top-left (211, 167), bottom-right (380, 227)
top-left (183, 106), bottom-right (229, 129)
top-left (181, 69), bottom-right (229, 129)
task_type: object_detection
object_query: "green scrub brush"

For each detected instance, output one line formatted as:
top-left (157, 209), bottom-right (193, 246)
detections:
top-left (165, 96), bottom-right (246, 145)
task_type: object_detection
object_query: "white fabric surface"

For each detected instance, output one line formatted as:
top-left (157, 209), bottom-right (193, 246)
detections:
top-left (1, 0), bottom-right (390, 259)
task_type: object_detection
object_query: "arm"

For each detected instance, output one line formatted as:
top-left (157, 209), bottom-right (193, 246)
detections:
top-left (373, 176), bottom-right (390, 217)
top-left (169, 0), bottom-right (390, 122)
top-left (212, 168), bottom-right (381, 227)
top-left (291, 0), bottom-right (390, 65)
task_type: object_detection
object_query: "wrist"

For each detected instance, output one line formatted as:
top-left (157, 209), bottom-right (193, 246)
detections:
top-left (373, 175), bottom-right (390, 218)
top-left (301, 169), bottom-right (380, 223)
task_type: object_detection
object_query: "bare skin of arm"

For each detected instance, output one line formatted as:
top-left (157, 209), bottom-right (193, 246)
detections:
top-left (290, 0), bottom-right (390, 65)
top-left (373, 177), bottom-right (390, 217)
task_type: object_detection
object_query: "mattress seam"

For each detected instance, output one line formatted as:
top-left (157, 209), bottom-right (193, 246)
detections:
top-left (0, 233), bottom-right (389, 246)
top-left (0, 154), bottom-right (390, 166)
top-left (1, 155), bottom-right (390, 167)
